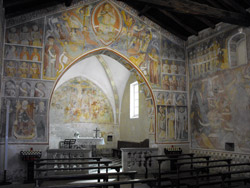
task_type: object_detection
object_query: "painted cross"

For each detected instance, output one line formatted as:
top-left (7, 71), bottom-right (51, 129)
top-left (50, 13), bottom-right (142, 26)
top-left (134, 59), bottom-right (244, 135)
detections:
top-left (93, 128), bottom-right (100, 138)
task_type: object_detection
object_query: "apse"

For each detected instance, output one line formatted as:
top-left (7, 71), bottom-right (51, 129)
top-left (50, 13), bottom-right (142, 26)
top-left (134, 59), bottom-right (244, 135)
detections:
top-left (49, 53), bottom-right (154, 151)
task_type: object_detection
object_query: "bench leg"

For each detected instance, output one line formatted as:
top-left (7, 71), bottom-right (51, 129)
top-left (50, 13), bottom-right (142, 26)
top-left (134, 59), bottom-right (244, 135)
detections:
top-left (35, 180), bottom-right (40, 187)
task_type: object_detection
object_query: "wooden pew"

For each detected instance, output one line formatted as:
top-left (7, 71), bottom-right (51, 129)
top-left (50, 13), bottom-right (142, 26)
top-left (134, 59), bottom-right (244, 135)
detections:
top-left (34, 157), bottom-right (106, 175)
top-left (185, 169), bottom-right (250, 187)
top-left (155, 156), bottom-right (211, 187)
top-left (35, 171), bottom-right (138, 187)
top-left (34, 165), bottom-right (122, 175)
top-left (144, 153), bottom-right (195, 178)
top-left (172, 159), bottom-right (232, 188)
top-left (34, 159), bottom-right (113, 187)
top-left (38, 177), bottom-right (160, 188)
top-left (178, 162), bottom-right (250, 188)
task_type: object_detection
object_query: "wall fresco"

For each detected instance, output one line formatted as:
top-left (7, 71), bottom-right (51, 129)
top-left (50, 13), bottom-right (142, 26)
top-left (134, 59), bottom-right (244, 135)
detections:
top-left (155, 91), bottom-right (188, 142)
top-left (0, 98), bottom-right (47, 142)
top-left (1, 0), bottom-right (187, 144)
top-left (50, 76), bottom-right (114, 124)
top-left (189, 28), bottom-right (250, 152)
top-left (187, 29), bottom-right (249, 81)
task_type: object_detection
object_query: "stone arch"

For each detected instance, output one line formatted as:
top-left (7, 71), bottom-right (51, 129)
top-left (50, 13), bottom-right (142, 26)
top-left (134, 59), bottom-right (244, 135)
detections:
top-left (48, 47), bottom-right (157, 143)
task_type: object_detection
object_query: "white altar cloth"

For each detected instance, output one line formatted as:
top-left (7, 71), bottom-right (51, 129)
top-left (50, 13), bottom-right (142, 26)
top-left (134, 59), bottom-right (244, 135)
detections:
top-left (75, 137), bottom-right (105, 146)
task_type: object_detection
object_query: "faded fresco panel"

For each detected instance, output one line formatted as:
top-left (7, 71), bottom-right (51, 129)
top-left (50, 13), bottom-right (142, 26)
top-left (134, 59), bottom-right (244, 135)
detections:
top-left (0, 98), bottom-right (48, 143)
top-left (190, 64), bottom-right (250, 152)
top-left (50, 76), bottom-right (114, 124)
top-left (5, 19), bottom-right (44, 46)
top-left (187, 28), bottom-right (249, 81)
top-left (155, 90), bottom-right (188, 142)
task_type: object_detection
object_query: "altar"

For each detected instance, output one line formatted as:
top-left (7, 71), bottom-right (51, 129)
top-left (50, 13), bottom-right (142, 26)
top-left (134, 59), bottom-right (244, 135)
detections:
top-left (75, 137), bottom-right (105, 146)
top-left (74, 137), bottom-right (105, 156)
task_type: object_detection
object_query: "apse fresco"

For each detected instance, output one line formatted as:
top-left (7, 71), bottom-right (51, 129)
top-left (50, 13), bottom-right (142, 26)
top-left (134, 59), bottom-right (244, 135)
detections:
top-left (189, 28), bottom-right (250, 152)
top-left (51, 77), bottom-right (114, 124)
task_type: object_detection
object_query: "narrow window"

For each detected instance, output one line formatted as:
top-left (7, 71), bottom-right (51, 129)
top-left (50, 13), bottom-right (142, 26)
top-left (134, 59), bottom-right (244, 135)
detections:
top-left (130, 81), bottom-right (139, 119)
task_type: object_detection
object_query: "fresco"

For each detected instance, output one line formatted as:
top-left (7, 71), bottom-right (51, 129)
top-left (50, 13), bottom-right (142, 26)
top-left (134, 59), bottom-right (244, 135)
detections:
top-left (51, 77), bottom-right (114, 124)
top-left (43, 1), bottom-right (165, 89)
top-left (190, 61), bottom-right (250, 152)
top-left (5, 19), bottom-right (44, 46)
top-left (0, 98), bottom-right (48, 143)
top-left (1, 0), bottom-right (187, 144)
top-left (187, 29), bottom-right (249, 81)
top-left (189, 28), bottom-right (250, 152)
top-left (92, 1), bottom-right (122, 45)
top-left (155, 91), bottom-right (188, 142)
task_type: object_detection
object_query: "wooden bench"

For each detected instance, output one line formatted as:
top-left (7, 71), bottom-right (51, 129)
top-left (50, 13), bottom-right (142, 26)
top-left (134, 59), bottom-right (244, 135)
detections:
top-left (186, 168), bottom-right (250, 188)
top-left (155, 156), bottom-right (211, 187)
top-left (38, 177), bottom-right (160, 188)
top-left (35, 165), bottom-right (122, 175)
top-left (144, 153), bottom-right (195, 178)
top-left (35, 171), bottom-right (138, 187)
top-left (170, 162), bottom-right (250, 188)
top-left (112, 139), bottom-right (149, 158)
top-left (34, 159), bottom-right (114, 187)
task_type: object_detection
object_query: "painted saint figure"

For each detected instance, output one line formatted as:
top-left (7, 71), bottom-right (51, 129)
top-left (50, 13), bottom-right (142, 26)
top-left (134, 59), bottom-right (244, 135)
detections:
top-left (6, 46), bottom-right (18, 60)
top-left (44, 36), bottom-right (60, 78)
top-left (19, 62), bottom-right (29, 78)
top-left (31, 24), bottom-right (42, 46)
top-left (13, 100), bottom-right (36, 139)
top-left (20, 47), bottom-right (30, 60)
top-left (176, 107), bottom-right (187, 139)
top-left (7, 27), bottom-right (19, 44)
top-left (167, 107), bottom-right (175, 139)
top-left (149, 48), bottom-right (160, 85)
top-left (30, 63), bottom-right (40, 79)
top-left (5, 61), bottom-right (16, 77)
top-left (97, 3), bottom-right (116, 36)
top-left (158, 106), bottom-right (166, 138)
top-left (20, 26), bottom-right (31, 45)
top-left (30, 48), bottom-right (41, 61)
top-left (92, 1), bottom-right (122, 45)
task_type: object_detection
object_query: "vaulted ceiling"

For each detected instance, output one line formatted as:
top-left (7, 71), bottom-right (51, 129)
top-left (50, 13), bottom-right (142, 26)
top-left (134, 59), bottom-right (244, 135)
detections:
top-left (3, 0), bottom-right (250, 41)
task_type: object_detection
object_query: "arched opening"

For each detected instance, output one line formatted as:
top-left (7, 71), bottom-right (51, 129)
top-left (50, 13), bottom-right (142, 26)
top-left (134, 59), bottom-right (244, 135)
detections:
top-left (228, 31), bottom-right (247, 68)
top-left (48, 48), bottom-right (156, 153)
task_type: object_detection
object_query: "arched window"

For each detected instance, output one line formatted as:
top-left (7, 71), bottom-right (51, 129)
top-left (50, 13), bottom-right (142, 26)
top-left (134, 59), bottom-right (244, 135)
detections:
top-left (228, 31), bottom-right (247, 68)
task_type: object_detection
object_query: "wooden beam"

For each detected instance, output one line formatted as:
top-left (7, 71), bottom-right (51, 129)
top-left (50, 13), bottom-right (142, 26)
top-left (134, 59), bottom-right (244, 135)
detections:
top-left (129, 0), bottom-right (250, 26)
top-left (195, 16), bottom-right (215, 29)
top-left (64, 0), bottom-right (72, 7)
top-left (3, 0), bottom-right (35, 8)
top-left (123, 0), bottom-right (188, 40)
top-left (242, 0), bottom-right (250, 6)
top-left (5, 0), bottom-right (62, 18)
top-left (205, 0), bottom-right (224, 9)
top-left (138, 5), bottom-right (151, 16)
top-left (143, 12), bottom-right (188, 41)
top-left (219, 0), bottom-right (248, 14)
top-left (159, 9), bottom-right (198, 36)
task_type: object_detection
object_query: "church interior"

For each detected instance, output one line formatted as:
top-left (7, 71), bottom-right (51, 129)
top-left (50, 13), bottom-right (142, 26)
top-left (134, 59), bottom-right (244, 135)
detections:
top-left (0, 0), bottom-right (250, 187)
